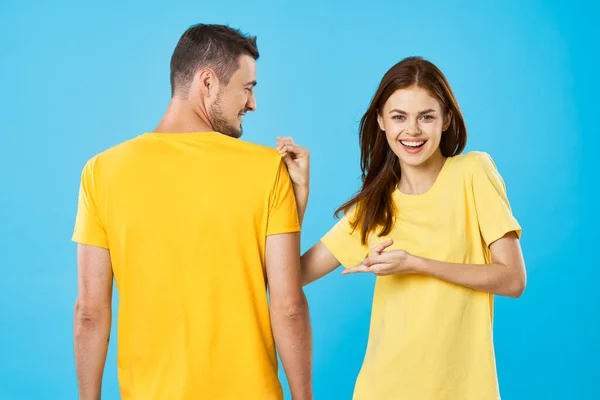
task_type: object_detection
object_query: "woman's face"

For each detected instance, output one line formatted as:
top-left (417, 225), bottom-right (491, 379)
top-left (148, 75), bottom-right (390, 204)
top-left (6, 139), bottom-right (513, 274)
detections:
top-left (377, 86), bottom-right (451, 167)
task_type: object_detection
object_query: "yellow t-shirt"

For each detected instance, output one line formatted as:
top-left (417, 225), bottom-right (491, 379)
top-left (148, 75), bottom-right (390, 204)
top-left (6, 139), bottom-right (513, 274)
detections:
top-left (72, 131), bottom-right (300, 400)
top-left (321, 151), bottom-right (521, 400)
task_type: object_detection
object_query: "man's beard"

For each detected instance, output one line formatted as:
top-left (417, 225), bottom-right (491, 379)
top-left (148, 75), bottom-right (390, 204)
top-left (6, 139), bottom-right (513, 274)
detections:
top-left (209, 95), bottom-right (243, 139)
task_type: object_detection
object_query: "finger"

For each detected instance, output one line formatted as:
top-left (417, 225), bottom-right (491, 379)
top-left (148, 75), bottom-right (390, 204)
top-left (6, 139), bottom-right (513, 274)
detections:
top-left (280, 152), bottom-right (293, 165)
top-left (341, 265), bottom-right (372, 275)
top-left (372, 263), bottom-right (403, 276)
top-left (276, 138), bottom-right (292, 148)
top-left (363, 255), bottom-right (391, 267)
top-left (368, 264), bottom-right (387, 275)
top-left (277, 136), bottom-right (295, 144)
top-left (280, 143), bottom-right (308, 157)
top-left (351, 263), bottom-right (389, 276)
top-left (371, 239), bottom-right (394, 255)
top-left (363, 256), bottom-right (376, 267)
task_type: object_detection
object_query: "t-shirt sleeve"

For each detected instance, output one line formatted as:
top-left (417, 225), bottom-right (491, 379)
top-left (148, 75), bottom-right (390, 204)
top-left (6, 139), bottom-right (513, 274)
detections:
top-left (471, 152), bottom-right (522, 248)
top-left (266, 159), bottom-right (301, 236)
top-left (320, 207), bottom-right (371, 268)
top-left (72, 159), bottom-right (109, 249)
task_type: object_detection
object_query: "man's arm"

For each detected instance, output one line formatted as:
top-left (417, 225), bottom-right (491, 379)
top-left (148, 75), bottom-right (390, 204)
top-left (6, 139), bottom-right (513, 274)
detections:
top-left (74, 244), bottom-right (113, 400)
top-left (266, 233), bottom-right (312, 400)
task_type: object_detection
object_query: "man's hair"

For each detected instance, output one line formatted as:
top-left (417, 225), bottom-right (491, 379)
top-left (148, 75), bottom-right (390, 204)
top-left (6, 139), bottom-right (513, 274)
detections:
top-left (170, 24), bottom-right (259, 96)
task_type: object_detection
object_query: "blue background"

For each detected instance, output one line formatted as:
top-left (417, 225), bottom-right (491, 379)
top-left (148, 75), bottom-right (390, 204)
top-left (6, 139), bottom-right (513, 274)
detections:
top-left (1, 0), bottom-right (598, 399)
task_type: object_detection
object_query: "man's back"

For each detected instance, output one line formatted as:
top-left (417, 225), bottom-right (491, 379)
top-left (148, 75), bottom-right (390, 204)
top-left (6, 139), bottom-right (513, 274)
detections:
top-left (73, 131), bottom-right (300, 399)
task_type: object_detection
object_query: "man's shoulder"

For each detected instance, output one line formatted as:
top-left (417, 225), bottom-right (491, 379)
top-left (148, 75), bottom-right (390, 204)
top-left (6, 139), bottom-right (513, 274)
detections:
top-left (235, 139), bottom-right (282, 159)
top-left (79, 135), bottom-right (146, 173)
top-left (231, 139), bottom-right (285, 172)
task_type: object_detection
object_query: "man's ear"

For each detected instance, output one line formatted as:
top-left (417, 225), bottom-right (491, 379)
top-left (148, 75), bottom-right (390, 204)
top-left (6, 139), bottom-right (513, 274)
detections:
top-left (197, 68), bottom-right (218, 97)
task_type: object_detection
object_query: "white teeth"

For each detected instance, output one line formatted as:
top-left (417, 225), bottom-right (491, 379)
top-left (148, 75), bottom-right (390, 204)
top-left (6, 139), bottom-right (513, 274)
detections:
top-left (400, 140), bottom-right (425, 147)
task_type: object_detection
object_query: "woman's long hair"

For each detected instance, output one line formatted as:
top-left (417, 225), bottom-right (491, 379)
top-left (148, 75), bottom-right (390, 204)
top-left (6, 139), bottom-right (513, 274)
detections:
top-left (336, 57), bottom-right (467, 245)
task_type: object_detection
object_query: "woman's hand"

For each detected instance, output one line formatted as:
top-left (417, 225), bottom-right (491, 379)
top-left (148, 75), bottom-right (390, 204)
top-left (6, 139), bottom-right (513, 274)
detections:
top-left (276, 136), bottom-right (310, 189)
top-left (342, 239), bottom-right (415, 276)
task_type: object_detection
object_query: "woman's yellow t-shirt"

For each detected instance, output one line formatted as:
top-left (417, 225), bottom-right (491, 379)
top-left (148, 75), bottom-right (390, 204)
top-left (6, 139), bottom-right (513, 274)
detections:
top-left (321, 151), bottom-right (521, 400)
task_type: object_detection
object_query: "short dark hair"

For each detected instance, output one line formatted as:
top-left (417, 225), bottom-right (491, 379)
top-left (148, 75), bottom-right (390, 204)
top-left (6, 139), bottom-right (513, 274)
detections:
top-left (170, 24), bottom-right (259, 96)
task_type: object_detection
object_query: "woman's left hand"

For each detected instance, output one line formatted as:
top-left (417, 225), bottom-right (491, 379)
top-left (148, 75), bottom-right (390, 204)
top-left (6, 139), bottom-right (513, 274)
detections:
top-left (342, 239), bottom-right (415, 276)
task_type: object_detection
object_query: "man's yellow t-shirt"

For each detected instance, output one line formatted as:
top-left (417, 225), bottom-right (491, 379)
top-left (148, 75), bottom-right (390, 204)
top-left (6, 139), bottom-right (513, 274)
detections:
top-left (72, 131), bottom-right (300, 400)
top-left (321, 152), bottom-right (522, 400)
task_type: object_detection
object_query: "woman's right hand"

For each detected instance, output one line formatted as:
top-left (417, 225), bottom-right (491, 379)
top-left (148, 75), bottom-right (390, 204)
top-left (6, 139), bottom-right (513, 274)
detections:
top-left (276, 136), bottom-right (310, 189)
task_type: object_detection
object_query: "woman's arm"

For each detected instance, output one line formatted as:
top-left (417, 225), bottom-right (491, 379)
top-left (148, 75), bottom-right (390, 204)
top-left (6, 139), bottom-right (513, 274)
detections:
top-left (275, 137), bottom-right (344, 285)
top-left (412, 232), bottom-right (526, 297)
top-left (344, 232), bottom-right (526, 298)
top-left (301, 242), bottom-right (341, 286)
top-left (276, 137), bottom-right (310, 225)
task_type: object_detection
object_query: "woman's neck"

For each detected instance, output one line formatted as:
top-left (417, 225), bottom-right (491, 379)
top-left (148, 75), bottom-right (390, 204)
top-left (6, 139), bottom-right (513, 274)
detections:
top-left (398, 150), bottom-right (446, 195)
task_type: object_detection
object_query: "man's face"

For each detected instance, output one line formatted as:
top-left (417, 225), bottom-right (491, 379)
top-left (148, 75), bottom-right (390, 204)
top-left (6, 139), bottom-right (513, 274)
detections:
top-left (209, 55), bottom-right (257, 138)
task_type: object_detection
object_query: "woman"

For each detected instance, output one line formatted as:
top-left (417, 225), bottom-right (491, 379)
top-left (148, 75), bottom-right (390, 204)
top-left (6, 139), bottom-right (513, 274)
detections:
top-left (276, 56), bottom-right (526, 400)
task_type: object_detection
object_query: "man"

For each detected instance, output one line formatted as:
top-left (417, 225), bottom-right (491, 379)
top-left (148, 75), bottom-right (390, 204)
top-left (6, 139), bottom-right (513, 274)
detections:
top-left (72, 24), bottom-right (312, 400)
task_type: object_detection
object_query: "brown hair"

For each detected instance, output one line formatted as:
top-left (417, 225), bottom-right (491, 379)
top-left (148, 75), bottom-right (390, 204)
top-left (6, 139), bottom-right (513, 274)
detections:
top-left (170, 24), bottom-right (259, 97)
top-left (335, 56), bottom-right (467, 245)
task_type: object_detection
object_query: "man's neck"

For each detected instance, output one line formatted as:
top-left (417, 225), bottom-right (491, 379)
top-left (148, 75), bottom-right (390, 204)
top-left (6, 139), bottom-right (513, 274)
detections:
top-left (153, 97), bottom-right (213, 134)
